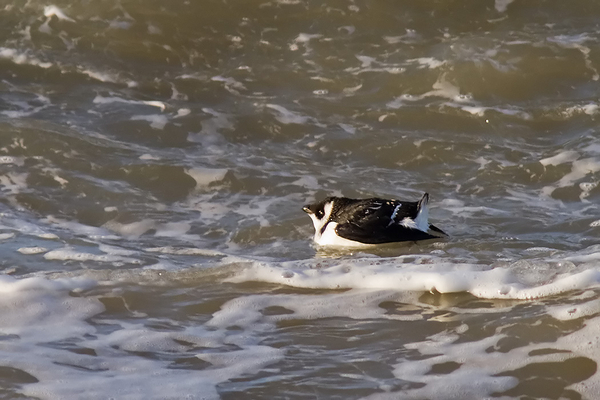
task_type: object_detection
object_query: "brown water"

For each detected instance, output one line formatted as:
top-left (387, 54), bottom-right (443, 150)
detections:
top-left (1, 0), bottom-right (600, 398)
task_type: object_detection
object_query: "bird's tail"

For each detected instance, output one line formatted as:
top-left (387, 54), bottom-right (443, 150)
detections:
top-left (420, 193), bottom-right (448, 237)
top-left (428, 224), bottom-right (447, 237)
top-left (417, 192), bottom-right (429, 210)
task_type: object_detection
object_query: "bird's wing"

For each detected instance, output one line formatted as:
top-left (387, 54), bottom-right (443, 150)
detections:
top-left (335, 199), bottom-right (437, 244)
top-left (335, 222), bottom-right (438, 244)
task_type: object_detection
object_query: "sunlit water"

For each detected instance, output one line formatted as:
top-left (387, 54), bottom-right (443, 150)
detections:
top-left (1, 1), bottom-right (600, 398)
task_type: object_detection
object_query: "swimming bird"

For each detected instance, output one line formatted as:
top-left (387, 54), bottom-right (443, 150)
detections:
top-left (302, 193), bottom-right (446, 247)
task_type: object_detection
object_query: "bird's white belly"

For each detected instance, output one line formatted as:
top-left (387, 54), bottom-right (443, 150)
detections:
top-left (313, 222), bottom-right (372, 247)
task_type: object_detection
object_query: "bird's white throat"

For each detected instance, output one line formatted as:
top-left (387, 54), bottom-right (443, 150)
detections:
top-left (308, 201), bottom-right (336, 244)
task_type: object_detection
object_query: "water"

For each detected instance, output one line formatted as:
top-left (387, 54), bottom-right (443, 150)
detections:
top-left (1, 0), bottom-right (600, 398)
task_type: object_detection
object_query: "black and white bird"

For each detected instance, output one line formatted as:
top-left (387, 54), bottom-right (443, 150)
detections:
top-left (302, 193), bottom-right (446, 247)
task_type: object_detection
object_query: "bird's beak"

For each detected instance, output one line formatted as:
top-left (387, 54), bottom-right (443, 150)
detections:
top-left (302, 206), bottom-right (311, 213)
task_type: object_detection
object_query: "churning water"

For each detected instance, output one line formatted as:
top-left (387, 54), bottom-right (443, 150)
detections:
top-left (1, 1), bottom-right (600, 398)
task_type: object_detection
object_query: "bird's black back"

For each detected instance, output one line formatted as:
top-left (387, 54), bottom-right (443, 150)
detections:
top-left (329, 197), bottom-right (440, 244)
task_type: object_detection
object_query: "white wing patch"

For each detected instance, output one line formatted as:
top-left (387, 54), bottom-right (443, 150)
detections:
top-left (387, 203), bottom-right (402, 226)
top-left (400, 201), bottom-right (429, 232)
top-left (400, 217), bottom-right (417, 229)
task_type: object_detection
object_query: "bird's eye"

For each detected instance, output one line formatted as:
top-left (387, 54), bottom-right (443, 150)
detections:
top-left (317, 211), bottom-right (324, 219)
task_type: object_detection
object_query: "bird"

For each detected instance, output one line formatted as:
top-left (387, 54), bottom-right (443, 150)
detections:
top-left (302, 192), bottom-right (446, 247)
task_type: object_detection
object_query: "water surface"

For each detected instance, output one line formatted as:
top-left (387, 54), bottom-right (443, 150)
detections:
top-left (1, 1), bottom-right (600, 398)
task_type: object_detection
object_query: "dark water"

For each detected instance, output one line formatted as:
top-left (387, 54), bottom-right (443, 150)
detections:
top-left (1, 1), bottom-right (600, 398)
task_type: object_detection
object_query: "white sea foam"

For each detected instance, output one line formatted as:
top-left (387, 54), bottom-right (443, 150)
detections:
top-left (0, 156), bottom-right (24, 165)
top-left (540, 150), bottom-right (580, 166)
top-left (93, 96), bottom-right (166, 110)
top-left (383, 30), bottom-right (420, 45)
top-left (201, 275), bottom-right (600, 398)
top-left (211, 75), bottom-right (246, 92)
top-left (102, 219), bottom-right (156, 239)
top-left (387, 75), bottom-right (469, 109)
top-left (0, 172), bottom-right (29, 194)
top-left (407, 57), bottom-right (446, 69)
top-left (0, 48), bottom-right (53, 69)
top-left (234, 196), bottom-right (281, 219)
top-left (381, 322), bottom-right (595, 400)
top-left (97, 244), bottom-right (137, 257)
top-left (187, 108), bottom-right (234, 144)
top-left (494, 0), bottom-right (515, 12)
top-left (354, 300), bottom-right (600, 400)
top-left (455, 104), bottom-right (531, 119)
top-left (265, 104), bottom-right (311, 124)
top-left (43, 216), bottom-right (121, 240)
top-left (131, 114), bottom-right (169, 129)
top-left (44, 247), bottom-right (140, 264)
top-left (0, 216), bottom-right (58, 239)
top-left (43, 5), bottom-right (75, 21)
top-left (202, 269), bottom-right (600, 398)
top-left (0, 275), bottom-right (283, 400)
top-left (139, 153), bottom-right (160, 160)
top-left (145, 246), bottom-right (226, 256)
top-left (0, 275), bottom-right (99, 342)
top-left (518, 300), bottom-right (600, 399)
top-left (207, 290), bottom-right (421, 329)
top-left (548, 297), bottom-right (600, 321)
top-left (294, 33), bottom-right (322, 43)
top-left (548, 34), bottom-right (599, 80)
top-left (290, 175), bottom-right (320, 189)
top-left (564, 103), bottom-right (599, 116)
top-left (189, 200), bottom-right (230, 220)
top-left (18, 247), bottom-right (48, 255)
top-left (346, 54), bottom-right (406, 75)
top-left (438, 199), bottom-right (510, 217)
top-left (542, 157), bottom-right (600, 197)
top-left (227, 253), bottom-right (600, 300)
top-left (185, 167), bottom-right (228, 187)
top-left (0, 232), bottom-right (15, 240)
top-left (380, 334), bottom-right (519, 399)
top-left (153, 221), bottom-right (191, 237)
top-left (421, 75), bottom-right (462, 101)
top-left (176, 108), bottom-right (191, 117)
top-left (102, 219), bottom-right (199, 242)
top-left (1, 94), bottom-right (51, 118)
top-left (80, 70), bottom-right (137, 87)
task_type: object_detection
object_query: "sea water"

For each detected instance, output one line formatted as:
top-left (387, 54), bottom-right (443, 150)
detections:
top-left (1, 0), bottom-right (600, 398)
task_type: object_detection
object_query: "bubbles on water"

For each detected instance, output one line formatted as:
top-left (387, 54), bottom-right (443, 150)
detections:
top-left (17, 247), bottom-right (47, 255)
top-left (37, 233), bottom-right (59, 240)
top-left (580, 182), bottom-right (597, 191)
top-left (389, 67), bottom-right (405, 74)
top-left (580, 181), bottom-right (598, 200)
top-left (455, 94), bottom-right (473, 102)
top-left (551, 261), bottom-right (576, 271)
top-left (0, 156), bottom-right (16, 164)
top-left (510, 260), bottom-right (552, 286)
top-left (524, 247), bottom-right (558, 255)
top-left (282, 270), bottom-right (294, 279)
